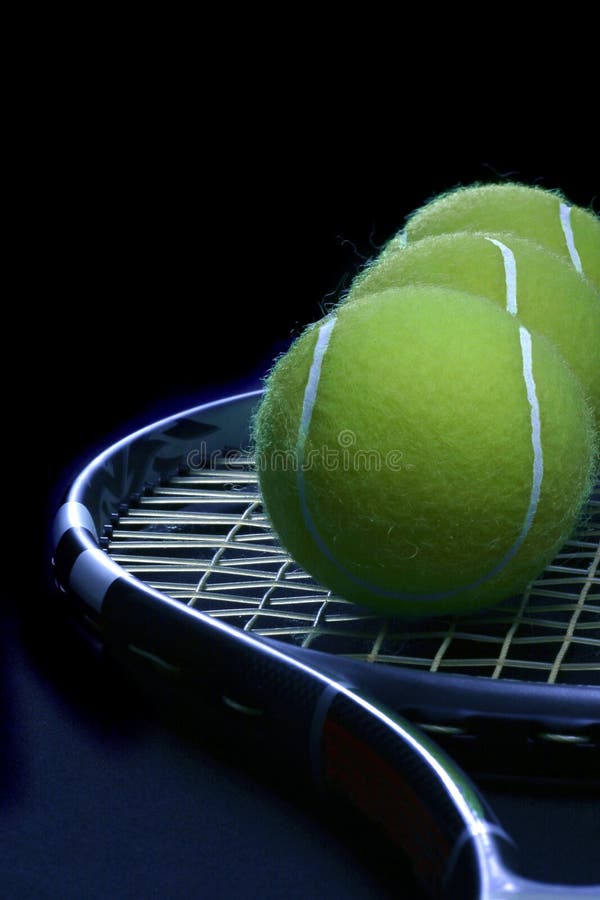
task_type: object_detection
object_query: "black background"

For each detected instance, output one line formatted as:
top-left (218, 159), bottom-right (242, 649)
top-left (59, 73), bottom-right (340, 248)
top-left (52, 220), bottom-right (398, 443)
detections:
top-left (3, 113), bottom-right (599, 900)
top-left (37, 145), bottom-right (598, 542)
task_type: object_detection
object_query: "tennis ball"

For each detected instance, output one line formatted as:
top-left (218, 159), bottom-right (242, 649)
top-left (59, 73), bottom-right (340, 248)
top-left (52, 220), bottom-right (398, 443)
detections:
top-left (254, 286), bottom-right (596, 618)
top-left (402, 183), bottom-right (600, 292)
top-left (348, 232), bottom-right (600, 425)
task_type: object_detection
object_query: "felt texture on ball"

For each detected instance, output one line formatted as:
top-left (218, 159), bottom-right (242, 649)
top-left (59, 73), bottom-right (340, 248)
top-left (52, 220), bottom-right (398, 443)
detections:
top-left (347, 231), bottom-right (600, 425)
top-left (402, 183), bottom-right (600, 292)
top-left (254, 286), bottom-right (597, 618)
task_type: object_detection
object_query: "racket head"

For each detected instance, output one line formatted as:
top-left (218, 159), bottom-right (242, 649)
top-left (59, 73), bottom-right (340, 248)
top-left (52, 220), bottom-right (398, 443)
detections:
top-left (52, 390), bottom-right (600, 784)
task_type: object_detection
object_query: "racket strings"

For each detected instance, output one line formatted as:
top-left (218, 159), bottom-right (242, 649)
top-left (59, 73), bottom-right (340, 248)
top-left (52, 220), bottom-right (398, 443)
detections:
top-left (104, 464), bottom-right (600, 686)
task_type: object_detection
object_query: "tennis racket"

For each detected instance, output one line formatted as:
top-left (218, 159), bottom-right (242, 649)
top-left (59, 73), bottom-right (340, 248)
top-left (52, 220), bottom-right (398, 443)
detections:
top-left (52, 390), bottom-right (600, 899)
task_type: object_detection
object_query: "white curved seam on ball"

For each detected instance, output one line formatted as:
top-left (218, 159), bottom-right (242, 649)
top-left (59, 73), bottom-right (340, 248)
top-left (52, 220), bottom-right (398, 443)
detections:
top-left (481, 329), bottom-right (545, 576)
top-left (298, 317), bottom-right (337, 446)
top-left (296, 320), bottom-right (544, 602)
top-left (485, 238), bottom-right (518, 315)
top-left (296, 316), bottom-right (337, 560)
top-left (559, 203), bottom-right (583, 274)
top-left (515, 327), bottom-right (544, 552)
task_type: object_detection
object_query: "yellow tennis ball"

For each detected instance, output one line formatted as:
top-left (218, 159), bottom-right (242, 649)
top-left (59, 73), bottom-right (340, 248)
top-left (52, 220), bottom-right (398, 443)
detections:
top-left (402, 183), bottom-right (600, 292)
top-left (254, 287), bottom-right (597, 618)
top-left (347, 232), bottom-right (600, 425)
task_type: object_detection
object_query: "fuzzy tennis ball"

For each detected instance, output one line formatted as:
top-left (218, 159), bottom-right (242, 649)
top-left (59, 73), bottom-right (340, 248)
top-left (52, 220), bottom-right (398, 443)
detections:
top-left (254, 286), bottom-right (596, 618)
top-left (347, 232), bottom-right (600, 425)
top-left (401, 183), bottom-right (600, 292)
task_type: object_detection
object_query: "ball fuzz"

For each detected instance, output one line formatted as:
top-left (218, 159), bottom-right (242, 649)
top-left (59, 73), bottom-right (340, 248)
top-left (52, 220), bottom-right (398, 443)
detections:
top-left (254, 287), bottom-right (596, 618)
top-left (403, 183), bottom-right (600, 292)
top-left (348, 231), bottom-right (600, 425)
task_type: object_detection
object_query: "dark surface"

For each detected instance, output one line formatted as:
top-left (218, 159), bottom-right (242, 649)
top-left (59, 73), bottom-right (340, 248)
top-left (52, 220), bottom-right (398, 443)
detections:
top-left (2, 598), bottom-right (600, 899)
top-left (0, 605), bottom-right (418, 899)
top-left (7, 134), bottom-right (599, 898)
